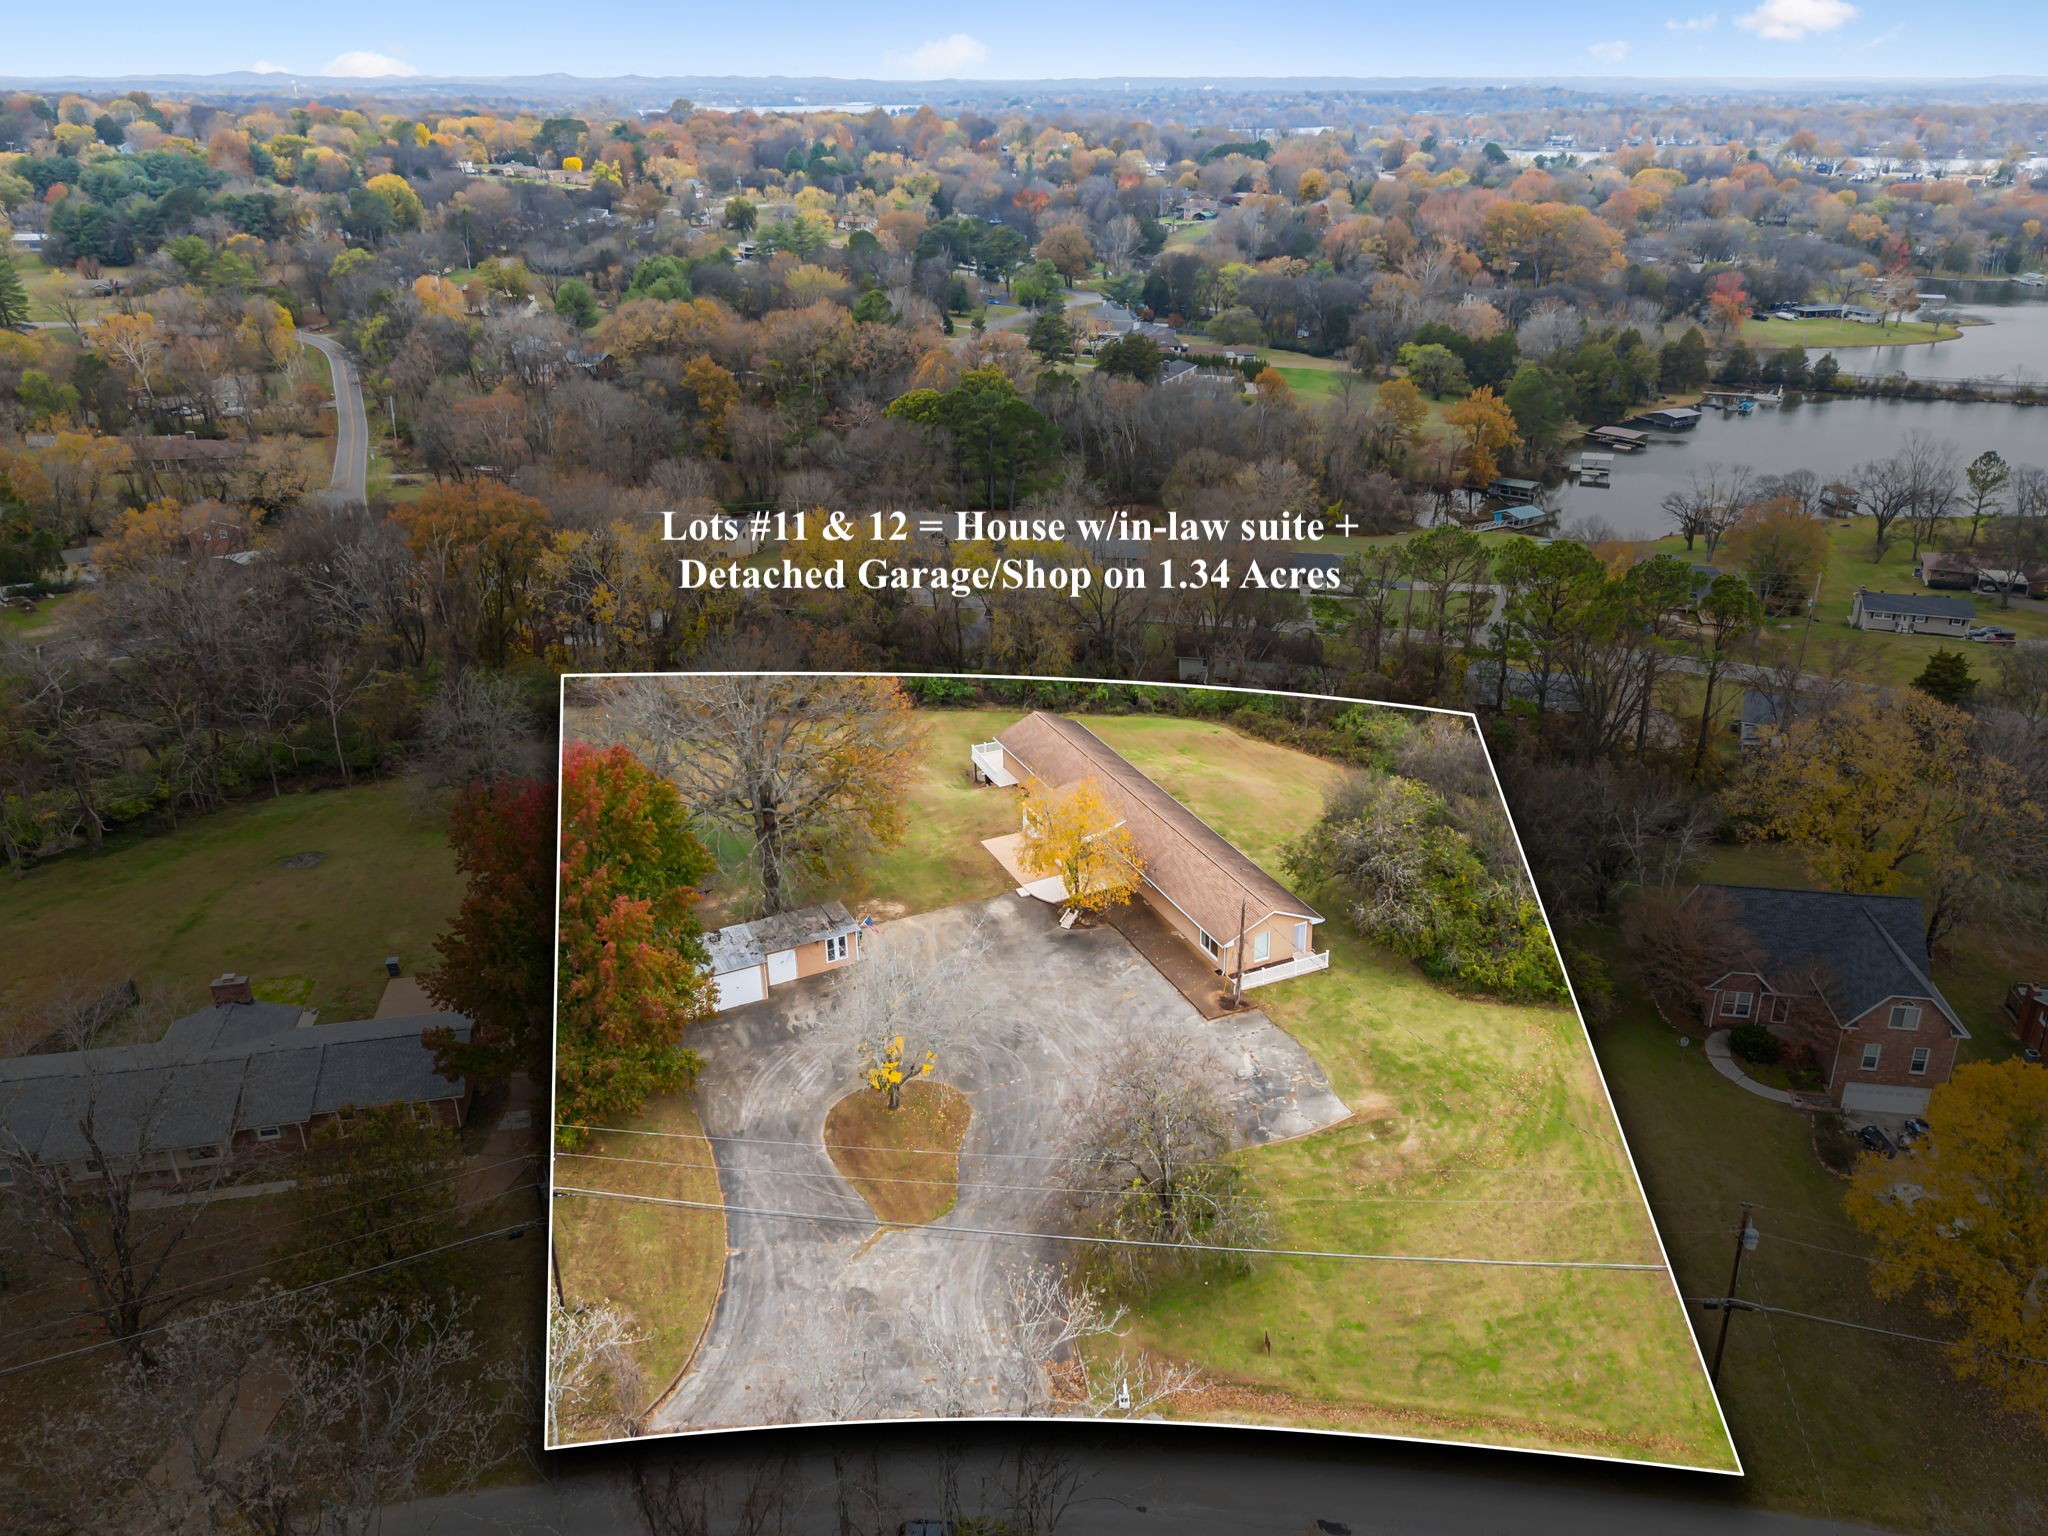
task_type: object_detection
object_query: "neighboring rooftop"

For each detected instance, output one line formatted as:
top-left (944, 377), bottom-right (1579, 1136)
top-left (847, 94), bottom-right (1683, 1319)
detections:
top-left (1853, 589), bottom-right (1974, 619)
top-left (704, 900), bottom-right (861, 974)
top-left (1691, 884), bottom-right (1966, 1036)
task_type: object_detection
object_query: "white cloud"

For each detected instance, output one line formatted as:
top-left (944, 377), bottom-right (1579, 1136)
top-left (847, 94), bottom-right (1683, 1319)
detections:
top-left (1858, 22), bottom-right (1905, 48)
top-left (249, 59), bottom-right (293, 74)
top-left (1589, 39), bottom-right (1633, 61)
top-left (1666, 12), bottom-right (1720, 32)
top-left (1736, 0), bottom-right (1858, 40)
top-left (886, 33), bottom-right (990, 78)
top-left (318, 49), bottom-right (422, 78)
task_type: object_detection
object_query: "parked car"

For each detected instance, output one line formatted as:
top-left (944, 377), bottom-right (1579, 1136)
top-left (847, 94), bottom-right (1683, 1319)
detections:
top-left (1901, 1116), bottom-right (1930, 1140)
top-left (1968, 625), bottom-right (2017, 644)
top-left (1857, 1124), bottom-right (1897, 1157)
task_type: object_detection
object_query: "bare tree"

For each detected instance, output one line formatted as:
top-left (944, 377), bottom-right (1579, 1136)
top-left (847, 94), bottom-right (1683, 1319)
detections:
top-left (1001, 1263), bottom-right (1201, 1418)
top-left (416, 666), bottom-right (542, 788)
top-left (1660, 464), bottom-right (1754, 557)
top-left (548, 1298), bottom-right (647, 1443)
top-left (629, 1449), bottom-right (797, 1536)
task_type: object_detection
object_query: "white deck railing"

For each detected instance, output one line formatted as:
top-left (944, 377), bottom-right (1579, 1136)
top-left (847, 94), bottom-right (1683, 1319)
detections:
top-left (971, 741), bottom-right (1016, 785)
top-left (1237, 949), bottom-right (1332, 990)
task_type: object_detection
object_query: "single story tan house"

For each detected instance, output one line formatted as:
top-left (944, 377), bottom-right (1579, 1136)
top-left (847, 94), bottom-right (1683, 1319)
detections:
top-left (1847, 588), bottom-right (1973, 637)
top-left (972, 712), bottom-right (1328, 991)
top-left (703, 900), bottom-right (866, 1012)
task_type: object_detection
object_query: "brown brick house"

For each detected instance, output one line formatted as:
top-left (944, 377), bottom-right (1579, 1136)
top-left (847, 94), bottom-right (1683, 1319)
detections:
top-left (972, 712), bottom-right (1327, 990)
top-left (1685, 884), bottom-right (1968, 1115)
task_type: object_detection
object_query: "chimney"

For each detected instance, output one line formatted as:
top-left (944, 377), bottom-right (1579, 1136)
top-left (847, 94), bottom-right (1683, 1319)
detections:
top-left (210, 972), bottom-right (254, 1006)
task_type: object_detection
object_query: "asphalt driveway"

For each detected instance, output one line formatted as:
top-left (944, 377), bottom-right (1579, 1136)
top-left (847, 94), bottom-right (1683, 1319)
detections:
top-left (647, 892), bottom-right (1349, 1433)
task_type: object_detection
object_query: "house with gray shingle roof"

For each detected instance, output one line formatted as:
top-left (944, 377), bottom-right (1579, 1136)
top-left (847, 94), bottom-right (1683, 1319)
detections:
top-left (1684, 884), bottom-right (1968, 1115)
top-left (0, 973), bottom-right (472, 1187)
top-left (702, 901), bottom-right (865, 1012)
top-left (1847, 588), bottom-right (1973, 637)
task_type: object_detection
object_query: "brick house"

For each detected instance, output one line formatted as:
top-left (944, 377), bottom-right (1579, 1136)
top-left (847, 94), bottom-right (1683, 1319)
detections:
top-left (0, 973), bottom-right (473, 1188)
top-left (1686, 885), bottom-right (1968, 1115)
top-left (2005, 983), bottom-right (2048, 1058)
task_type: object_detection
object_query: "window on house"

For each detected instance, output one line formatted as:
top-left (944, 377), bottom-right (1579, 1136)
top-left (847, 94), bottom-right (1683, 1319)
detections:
top-left (1251, 931), bottom-right (1271, 964)
top-left (187, 1145), bottom-right (220, 1162)
top-left (1294, 920), bottom-right (1310, 953)
top-left (1888, 1003), bottom-right (1922, 1031)
top-left (1199, 930), bottom-right (1219, 957)
top-left (1719, 991), bottom-right (1755, 1019)
top-left (256, 1125), bottom-right (282, 1142)
top-left (825, 934), bottom-right (849, 963)
top-left (1861, 1043), bottom-right (1882, 1071)
top-left (1770, 996), bottom-right (1790, 1024)
top-left (1911, 1048), bottom-right (1931, 1075)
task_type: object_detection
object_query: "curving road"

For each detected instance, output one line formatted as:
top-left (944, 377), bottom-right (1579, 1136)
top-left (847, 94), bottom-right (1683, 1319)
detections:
top-left (300, 331), bottom-right (368, 507)
top-left (643, 894), bottom-right (1348, 1434)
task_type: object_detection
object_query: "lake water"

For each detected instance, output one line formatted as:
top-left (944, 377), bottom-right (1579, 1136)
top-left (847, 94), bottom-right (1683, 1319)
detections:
top-left (1554, 392), bottom-right (2048, 539)
top-left (1836, 278), bottom-right (2048, 384)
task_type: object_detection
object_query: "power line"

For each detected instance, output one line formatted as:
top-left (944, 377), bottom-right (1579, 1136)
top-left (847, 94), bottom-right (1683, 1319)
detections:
top-left (550, 1184), bottom-right (1668, 1273)
top-left (553, 1147), bottom-right (1653, 1206)
top-left (1688, 1296), bottom-right (2048, 1369)
top-left (0, 1220), bottom-right (541, 1382)
top-left (0, 1177), bottom-right (540, 1351)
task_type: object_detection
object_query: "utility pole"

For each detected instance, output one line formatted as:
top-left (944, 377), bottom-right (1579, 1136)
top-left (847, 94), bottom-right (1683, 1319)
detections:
top-left (1710, 1205), bottom-right (1758, 1383)
top-left (1230, 897), bottom-right (1248, 1008)
top-left (1791, 566), bottom-right (1824, 685)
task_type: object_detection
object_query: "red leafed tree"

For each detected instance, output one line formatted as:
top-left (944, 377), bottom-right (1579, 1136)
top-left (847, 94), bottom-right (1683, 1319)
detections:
top-left (1706, 271), bottom-right (1752, 341)
top-left (553, 741), bottom-right (716, 1145)
top-left (422, 776), bottom-right (556, 1088)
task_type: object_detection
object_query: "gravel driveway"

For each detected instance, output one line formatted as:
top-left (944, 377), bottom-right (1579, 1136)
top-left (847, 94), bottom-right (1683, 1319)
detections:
top-left (647, 892), bottom-right (1349, 1433)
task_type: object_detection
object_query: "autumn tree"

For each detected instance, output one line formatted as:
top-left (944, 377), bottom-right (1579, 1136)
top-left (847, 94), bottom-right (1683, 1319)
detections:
top-left (1845, 1061), bottom-right (2048, 1431)
top-left (1441, 385), bottom-right (1520, 488)
top-left (1731, 692), bottom-right (2039, 946)
top-left (423, 775), bottom-right (556, 1088)
top-left (554, 741), bottom-right (716, 1145)
top-left (391, 481), bottom-right (548, 668)
top-left (604, 674), bottom-right (926, 915)
top-left (834, 915), bottom-right (990, 1112)
top-left (1016, 774), bottom-right (1145, 919)
top-left (1723, 496), bottom-right (1827, 613)
top-left (274, 1103), bottom-right (462, 1302)
top-left (1688, 573), bottom-right (1764, 776)
top-left (1706, 270), bottom-right (1752, 341)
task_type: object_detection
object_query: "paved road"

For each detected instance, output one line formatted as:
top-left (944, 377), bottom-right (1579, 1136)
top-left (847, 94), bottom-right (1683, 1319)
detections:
top-left (300, 331), bottom-right (368, 507)
top-left (983, 287), bottom-right (1109, 334)
top-left (632, 895), bottom-right (1346, 1434)
top-left (384, 1435), bottom-right (1891, 1535)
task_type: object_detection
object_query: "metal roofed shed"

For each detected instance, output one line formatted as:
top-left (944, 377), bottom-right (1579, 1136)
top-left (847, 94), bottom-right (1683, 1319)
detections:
top-left (702, 900), bottom-right (866, 1012)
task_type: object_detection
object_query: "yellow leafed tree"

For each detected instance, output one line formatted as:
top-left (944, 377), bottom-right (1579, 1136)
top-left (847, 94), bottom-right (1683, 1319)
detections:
top-left (1016, 775), bottom-right (1145, 918)
top-left (859, 1033), bottom-right (934, 1111)
top-left (1844, 1061), bottom-right (2048, 1429)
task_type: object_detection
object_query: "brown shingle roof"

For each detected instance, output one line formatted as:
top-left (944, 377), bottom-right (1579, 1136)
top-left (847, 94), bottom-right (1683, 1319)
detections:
top-left (995, 712), bottom-right (1321, 945)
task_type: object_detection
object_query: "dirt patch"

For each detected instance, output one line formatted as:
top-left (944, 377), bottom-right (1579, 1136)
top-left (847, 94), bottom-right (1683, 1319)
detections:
top-left (281, 852), bottom-right (326, 869)
top-left (823, 1079), bottom-right (971, 1226)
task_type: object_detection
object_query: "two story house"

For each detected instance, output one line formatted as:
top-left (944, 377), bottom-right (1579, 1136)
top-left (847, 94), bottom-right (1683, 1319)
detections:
top-left (1686, 884), bottom-right (1968, 1116)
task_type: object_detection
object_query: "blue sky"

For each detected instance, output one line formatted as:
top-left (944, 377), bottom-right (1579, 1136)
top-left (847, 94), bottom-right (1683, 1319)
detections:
top-left (7, 0), bottom-right (2042, 83)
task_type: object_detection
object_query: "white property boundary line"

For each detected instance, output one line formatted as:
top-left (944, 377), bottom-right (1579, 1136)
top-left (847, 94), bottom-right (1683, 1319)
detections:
top-left (544, 670), bottom-right (1744, 1478)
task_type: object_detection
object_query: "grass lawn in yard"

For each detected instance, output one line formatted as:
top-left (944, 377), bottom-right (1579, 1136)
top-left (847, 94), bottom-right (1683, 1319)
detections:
top-left (1087, 719), bottom-right (1734, 1468)
top-left (843, 707), bottom-right (1024, 919)
top-left (549, 1091), bottom-right (727, 1432)
top-left (0, 778), bottom-right (461, 1025)
top-left (823, 1079), bottom-right (969, 1225)
top-left (1590, 926), bottom-right (2048, 1532)
top-left (1635, 521), bottom-right (2046, 687)
top-left (18, 255), bottom-right (131, 324)
top-left (1741, 315), bottom-right (1959, 351)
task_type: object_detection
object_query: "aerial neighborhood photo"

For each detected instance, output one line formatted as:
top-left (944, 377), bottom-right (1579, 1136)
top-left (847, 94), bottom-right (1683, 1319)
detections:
top-left (0, 9), bottom-right (2045, 1528)
top-left (545, 672), bottom-right (1735, 1467)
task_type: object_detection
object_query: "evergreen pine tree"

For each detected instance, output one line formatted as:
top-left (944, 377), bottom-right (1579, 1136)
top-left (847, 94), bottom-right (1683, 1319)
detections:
top-left (0, 251), bottom-right (31, 331)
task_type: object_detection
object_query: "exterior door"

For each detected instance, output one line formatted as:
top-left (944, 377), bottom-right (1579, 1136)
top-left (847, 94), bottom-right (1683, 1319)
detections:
top-left (767, 949), bottom-right (799, 986)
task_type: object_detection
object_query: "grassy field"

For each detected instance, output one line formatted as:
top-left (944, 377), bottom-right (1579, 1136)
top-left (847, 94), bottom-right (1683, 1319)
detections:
top-left (1635, 521), bottom-right (2045, 686)
top-left (1741, 315), bottom-right (1959, 350)
top-left (1080, 720), bottom-right (1734, 1468)
top-left (1590, 917), bottom-right (2048, 1532)
top-left (549, 1090), bottom-right (727, 1432)
top-left (845, 707), bottom-right (1732, 1465)
top-left (823, 1079), bottom-right (969, 1225)
top-left (846, 708), bottom-right (1022, 918)
top-left (0, 778), bottom-right (461, 1025)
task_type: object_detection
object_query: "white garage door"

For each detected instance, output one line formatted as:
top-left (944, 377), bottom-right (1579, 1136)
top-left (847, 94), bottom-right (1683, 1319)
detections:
top-left (1841, 1082), bottom-right (1930, 1115)
top-left (767, 949), bottom-right (799, 985)
top-left (713, 965), bottom-right (766, 1011)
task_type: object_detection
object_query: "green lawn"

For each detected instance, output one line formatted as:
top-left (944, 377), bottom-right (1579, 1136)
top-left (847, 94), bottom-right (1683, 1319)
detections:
top-left (0, 778), bottom-right (462, 1025)
top-left (1639, 522), bottom-right (2045, 686)
top-left (1741, 315), bottom-right (1959, 351)
top-left (1591, 921), bottom-right (2048, 1531)
top-left (842, 707), bottom-right (1023, 918)
top-left (1085, 720), bottom-right (1733, 1467)
top-left (870, 709), bottom-right (1731, 1464)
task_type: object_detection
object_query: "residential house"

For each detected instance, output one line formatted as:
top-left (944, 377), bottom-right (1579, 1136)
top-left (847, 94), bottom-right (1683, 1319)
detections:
top-left (2004, 983), bottom-right (2047, 1058)
top-left (702, 900), bottom-right (866, 1012)
top-left (970, 712), bottom-right (1327, 990)
top-left (1737, 687), bottom-right (1789, 748)
top-left (1847, 588), bottom-right (1974, 636)
top-left (1915, 550), bottom-right (1977, 589)
top-left (0, 972), bottom-right (472, 1188)
top-left (1686, 884), bottom-right (1968, 1115)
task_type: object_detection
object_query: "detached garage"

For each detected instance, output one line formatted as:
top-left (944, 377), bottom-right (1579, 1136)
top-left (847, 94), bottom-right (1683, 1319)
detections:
top-left (703, 900), bottom-right (866, 1013)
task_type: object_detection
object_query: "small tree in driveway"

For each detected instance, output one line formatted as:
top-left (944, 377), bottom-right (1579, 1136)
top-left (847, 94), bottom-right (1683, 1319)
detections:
top-left (858, 1033), bottom-right (935, 1111)
top-left (839, 918), bottom-right (991, 1109)
top-left (1016, 775), bottom-right (1144, 921)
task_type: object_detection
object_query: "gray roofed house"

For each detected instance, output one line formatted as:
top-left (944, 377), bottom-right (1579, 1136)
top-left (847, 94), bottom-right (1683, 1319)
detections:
top-left (0, 973), bottom-right (473, 1184)
top-left (1685, 884), bottom-right (1968, 1115)
top-left (1738, 688), bottom-right (1788, 747)
top-left (1848, 588), bottom-right (1974, 636)
top-left (702, 901), bottom-right (866, 1012)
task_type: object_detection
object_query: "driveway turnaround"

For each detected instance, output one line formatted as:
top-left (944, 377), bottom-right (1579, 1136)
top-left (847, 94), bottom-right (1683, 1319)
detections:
top-left (648, 892), bottom-right (1349, 1432)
